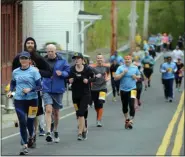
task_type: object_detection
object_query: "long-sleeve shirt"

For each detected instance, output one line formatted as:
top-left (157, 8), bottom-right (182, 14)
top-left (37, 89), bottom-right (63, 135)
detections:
top-left (160, 62), bottom-right (177, 79)
top-left (10, 66), bottom-right (42, 100)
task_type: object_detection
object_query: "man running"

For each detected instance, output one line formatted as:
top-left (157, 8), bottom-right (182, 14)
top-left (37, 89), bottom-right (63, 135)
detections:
top-left (90, 53), bottom-right (110, 127)
top-left (42, 44), bottom-right (70, 143)
top-left (160, 55), bottom-right (177, 102)
top-left (141, 51), bottom-right (155, 90)
top-left (7, 51), bottom-right (42, 155)
top-left (12, 37), bottom-right (52, 148)
top-left (110, 51), bottom-right (124, 65)
top-left (114, 55), bottom-right (140, 129)
top-left (110, 59), bottom-right (120, 101)
top-left (69, 53), bottom-right (96, 140)
top-left (172, 46), bottom-right (184, 63)
top-left (132, 46), bottom-right (144, 63)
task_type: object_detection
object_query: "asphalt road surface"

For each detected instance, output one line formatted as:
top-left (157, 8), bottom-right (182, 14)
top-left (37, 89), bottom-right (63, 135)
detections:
top-left (1, 55), bottom-right (184, 156)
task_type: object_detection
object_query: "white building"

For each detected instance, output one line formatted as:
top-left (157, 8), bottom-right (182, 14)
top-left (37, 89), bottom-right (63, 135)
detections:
top-left (22, 1), bottom-right (102, 54)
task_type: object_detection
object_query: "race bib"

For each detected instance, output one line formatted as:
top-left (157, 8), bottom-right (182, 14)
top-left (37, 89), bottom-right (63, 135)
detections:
top-left (167, 68), bottom-right (172, 72)
top-left (73, 104), bottom-right (78, 111)
top-left (131, 90), bottom-right (137, 99)
top-left (99, 91), bottom-right (106, 101)
top-left (179, 73), bottom-right (183, 77)
top-left (28, 106), bottom-right (38, 118)
top-left (134, 56), bottom-right (139, 60)
top-left (112, 72), bottom-right (115, 77)
top-left (144, 64), bottom-right (150, 68)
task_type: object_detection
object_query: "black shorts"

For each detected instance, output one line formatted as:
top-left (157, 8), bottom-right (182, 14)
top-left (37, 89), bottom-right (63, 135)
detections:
top-left (91, 89), bottom-right (107, 108)
top-left (143, 69), bottom-right (153, 79)
top-left (72, 94), bottom-right (91, 117)
top-left (37, 92), bottom-right (44, 116)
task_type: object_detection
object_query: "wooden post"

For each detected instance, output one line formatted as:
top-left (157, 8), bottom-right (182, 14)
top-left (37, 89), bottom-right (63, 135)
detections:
top-left (110, 0), bottom-right (117, 56)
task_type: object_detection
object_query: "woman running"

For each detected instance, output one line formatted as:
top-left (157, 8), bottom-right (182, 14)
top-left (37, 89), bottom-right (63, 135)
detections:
top-left (141, 51), bottom-right (155, 90)
top-left (7, 51), bottom-right (42, 155)
top-left (175, 58), bottom-right (184, 92)
top-left (68, 53), bottom-right (96, 140)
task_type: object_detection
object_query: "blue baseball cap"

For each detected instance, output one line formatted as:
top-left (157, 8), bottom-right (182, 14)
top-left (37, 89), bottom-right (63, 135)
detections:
top-left (19, 51), bottom-right (31, 58)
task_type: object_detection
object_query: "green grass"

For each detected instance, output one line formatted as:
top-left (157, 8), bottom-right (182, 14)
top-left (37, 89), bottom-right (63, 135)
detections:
top-left (84, 1), bottom-right (144, 57)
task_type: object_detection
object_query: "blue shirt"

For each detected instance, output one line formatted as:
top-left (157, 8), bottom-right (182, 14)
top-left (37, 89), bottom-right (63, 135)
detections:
top-left (160, 62), bottom-right (177, 79)
top-left (12, 66), bottom-right (41, 100)
top-left (116, 64), bottom-right (140, 91)
top-left (110, 55), bottom-right (124, 65)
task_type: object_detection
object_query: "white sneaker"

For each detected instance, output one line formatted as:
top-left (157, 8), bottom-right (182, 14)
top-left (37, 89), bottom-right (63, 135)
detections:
top-left (54, 132), bottom-right (60, 143)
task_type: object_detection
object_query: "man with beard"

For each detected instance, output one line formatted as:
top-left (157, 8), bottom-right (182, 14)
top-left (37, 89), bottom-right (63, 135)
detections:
top-left (12, 37), bottom-right (52, 148)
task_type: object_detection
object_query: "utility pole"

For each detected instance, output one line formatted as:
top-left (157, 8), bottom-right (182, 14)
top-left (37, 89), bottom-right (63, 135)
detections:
top-left (128, 1), bottom-right (138, 54)
top-left (110, 0), bottom-right (117, 56)
top-left (143, 0), bottom-right (149, 40)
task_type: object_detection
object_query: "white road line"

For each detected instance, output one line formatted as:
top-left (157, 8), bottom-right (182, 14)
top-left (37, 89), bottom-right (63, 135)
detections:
top-left (2, 91), bottom-right (112, 141)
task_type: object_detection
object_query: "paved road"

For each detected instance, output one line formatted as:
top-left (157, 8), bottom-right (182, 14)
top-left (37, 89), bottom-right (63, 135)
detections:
top-left (1, 54), bottom-right (184, 156)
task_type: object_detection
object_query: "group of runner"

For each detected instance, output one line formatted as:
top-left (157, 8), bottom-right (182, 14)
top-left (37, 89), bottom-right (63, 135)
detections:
top-left (7, 35), bottom-right (183, 155)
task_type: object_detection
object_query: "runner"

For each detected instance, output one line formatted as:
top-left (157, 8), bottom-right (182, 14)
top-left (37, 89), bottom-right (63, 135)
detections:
top-left (7, 51), bottom-right (42, 155)
top-left (141, 51), bottom-right (155, 90)
top-left (172, 46), bottom-right (184, 63)
top-left (90, 53), bottom-right (110, 127)
top-left (42, 44), bottom-right (70, 143)
top-left (110, 59), bottom-right (120, 101)
top-left (160, 56), bottom-right (168, 99)
top-left (12, 37), bottom-right (52, 148)
top-left (132, 46), bottom-right (144, 63)
top-left (69, 53), bottom-right (96, 140)
top-left (133, 62), bottom-right (144, 107)
top-left (110, 51), bottom-right (124, 65)
top-left (174, 58), bottom-right (184, 92)
top-left (160, 55), bottom-right (177, 102)
top-left (114, 55), bottom-right (140, 129)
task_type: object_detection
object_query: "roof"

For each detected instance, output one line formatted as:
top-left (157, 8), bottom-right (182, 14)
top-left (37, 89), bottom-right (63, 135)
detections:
top-left (78, 10), bottom-right (101, 16)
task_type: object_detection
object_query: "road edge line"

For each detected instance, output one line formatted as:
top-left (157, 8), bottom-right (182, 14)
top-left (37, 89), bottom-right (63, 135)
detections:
top-left (156, 91), bottom-right (184, 156)
top-left (171, 109), bottom-right (184, 155)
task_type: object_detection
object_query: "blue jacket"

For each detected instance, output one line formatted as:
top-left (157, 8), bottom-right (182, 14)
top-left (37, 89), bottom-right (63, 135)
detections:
top-left (42, 53), bottom-right (70, 93)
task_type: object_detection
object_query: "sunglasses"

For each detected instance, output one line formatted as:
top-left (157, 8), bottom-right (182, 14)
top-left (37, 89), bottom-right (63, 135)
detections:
top-left (20, 56), bottom-right (30, 60)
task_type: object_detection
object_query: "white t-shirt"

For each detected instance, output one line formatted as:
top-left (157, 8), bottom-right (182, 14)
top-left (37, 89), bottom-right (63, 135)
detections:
top-left (172, 49), bottom-right (184, 62)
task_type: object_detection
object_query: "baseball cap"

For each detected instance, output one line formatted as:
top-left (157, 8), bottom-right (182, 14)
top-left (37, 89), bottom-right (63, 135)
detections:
top-left (19, 51), bottom-right (31, 58)
top-left (72, 52), bottom-right (83, 59)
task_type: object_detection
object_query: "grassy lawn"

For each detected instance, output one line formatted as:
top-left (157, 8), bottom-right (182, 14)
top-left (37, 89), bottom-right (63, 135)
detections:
top-left (84, 1), bottom-right (144, 60)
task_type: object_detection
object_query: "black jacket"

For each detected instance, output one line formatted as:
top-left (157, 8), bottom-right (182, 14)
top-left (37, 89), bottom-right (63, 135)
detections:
top-left (12, 37), bottom-right (52, 78)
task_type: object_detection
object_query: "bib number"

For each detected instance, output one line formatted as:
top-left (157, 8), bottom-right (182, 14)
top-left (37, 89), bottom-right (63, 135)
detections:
top-left (167, 68), bottom-right (172, 72)
top-left (144, 64), bottom-right (150, 68)
top-left (99, 91), bottom-right (106, 101)
top-left (112, 72), bottom-right (115, 77)
top-left (179, 73), bottom-right (183, 77)
top-left (131, 90), bottom-right (137, 99)
top-left (73, 104), bottom-right (78, 111)
top-left (28, 106), bottom-right (38, 118)
top-left (134, 56), bottom-right (139, 60)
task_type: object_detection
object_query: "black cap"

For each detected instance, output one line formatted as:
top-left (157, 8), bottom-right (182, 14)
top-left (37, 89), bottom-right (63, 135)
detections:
top-left (24, 37), bottom-right (37, 51)
top-left (72, 52), bottom-right (83, 59)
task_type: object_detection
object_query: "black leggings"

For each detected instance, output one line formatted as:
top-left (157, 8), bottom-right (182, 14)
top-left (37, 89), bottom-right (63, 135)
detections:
top-left (175, 77), bottom-right (182, 85)
top-left (120, 90), bottom-right (136, 117)
top-left (111, 79), bottom-right (120, 97)
top-left (14, 99), bottom-right (38, 145)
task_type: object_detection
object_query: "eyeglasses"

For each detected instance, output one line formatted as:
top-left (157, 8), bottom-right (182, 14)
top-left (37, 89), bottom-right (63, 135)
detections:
top-left (20, 56), bottom-right (29, 60)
